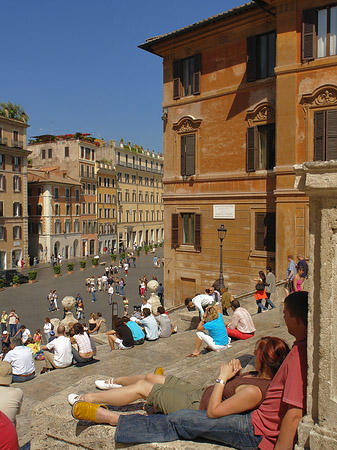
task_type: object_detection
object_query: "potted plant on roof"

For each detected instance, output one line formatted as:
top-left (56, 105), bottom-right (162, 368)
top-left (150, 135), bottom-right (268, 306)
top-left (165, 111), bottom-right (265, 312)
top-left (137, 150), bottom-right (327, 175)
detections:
top-left (67, 262), bottom-right (74, 274)
top-left (53, 265), bottom-right (61, 277)
top-left (28, 270), bottom-right (37, 284)
top-left (12, 275), bottom-right (20, 287)
top-left (80, 260), bottom-right (86, 271)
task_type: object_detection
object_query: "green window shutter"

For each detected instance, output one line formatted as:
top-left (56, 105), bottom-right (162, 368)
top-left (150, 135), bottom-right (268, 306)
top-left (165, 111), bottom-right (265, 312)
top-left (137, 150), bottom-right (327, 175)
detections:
top-left (247, 36), bottom-right (257, 82)
top-left (302, 9), bottom-right (316, 61)
top-left (185, 134), bottom-right (195, 176)
top-left (194, 213), bottom-right (201, 251)
top-left (314, 111), bottom-right (325, 161)
top-left (326, 109), bottom-right (337, 161)
top-left (247, 127), bottom-right (258, 172)
top-left (181, 135), bottom-right (186, 176)
top-left (192, 54), bottom-right (201, 95)
top-left (255, 213), bottom-right (265, 251)
top-left (171, 213), bottom-right (179, 249)
top-left (173, 60), bottom-right (182, 100)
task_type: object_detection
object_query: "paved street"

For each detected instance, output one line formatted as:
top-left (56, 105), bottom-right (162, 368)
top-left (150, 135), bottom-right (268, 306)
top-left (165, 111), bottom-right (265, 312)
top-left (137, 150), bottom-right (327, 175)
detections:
top-left (0, 249), bottom-right (164, 334)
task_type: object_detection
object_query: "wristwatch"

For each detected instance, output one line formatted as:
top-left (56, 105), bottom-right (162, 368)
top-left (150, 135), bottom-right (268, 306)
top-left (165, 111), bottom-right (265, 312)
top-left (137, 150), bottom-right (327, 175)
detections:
top-left (215, 378), bottom-right (225, 385)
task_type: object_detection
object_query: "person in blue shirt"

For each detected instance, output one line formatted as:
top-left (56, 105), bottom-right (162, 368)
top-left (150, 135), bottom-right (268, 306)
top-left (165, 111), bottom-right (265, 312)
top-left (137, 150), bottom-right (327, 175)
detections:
top-left (285, 255), bottom-right (297, 295)
top-left (187, 306), bottom-right (229, 357)
top-left (123, 317), bottom-right (145, 345)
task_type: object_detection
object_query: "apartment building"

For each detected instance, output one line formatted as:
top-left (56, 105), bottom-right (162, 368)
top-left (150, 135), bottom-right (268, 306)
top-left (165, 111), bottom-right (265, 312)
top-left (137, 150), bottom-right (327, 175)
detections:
top-left (140, 0), bottom-right (337, 304)
top-left (95, 144), bottom-right (117, 253)
top-left (115, 141), bottom-right (164, 250)
top-left (27, 167), bottom-right (82, 262)
top-left (28, 134), bottom-right (98, 256)
top-left (0, 113), bottom-right (30, 269)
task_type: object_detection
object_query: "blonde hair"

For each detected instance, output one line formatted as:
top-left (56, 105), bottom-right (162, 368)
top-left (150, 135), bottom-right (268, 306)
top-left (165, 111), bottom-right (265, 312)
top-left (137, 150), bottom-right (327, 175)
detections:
top-left (205, 306), bottom-right (218, 322)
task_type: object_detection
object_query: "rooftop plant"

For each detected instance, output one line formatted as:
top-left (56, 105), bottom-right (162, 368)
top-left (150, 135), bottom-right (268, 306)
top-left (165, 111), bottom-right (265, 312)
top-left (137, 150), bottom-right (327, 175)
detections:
top-left (0, 101), bottom-right (28, 122)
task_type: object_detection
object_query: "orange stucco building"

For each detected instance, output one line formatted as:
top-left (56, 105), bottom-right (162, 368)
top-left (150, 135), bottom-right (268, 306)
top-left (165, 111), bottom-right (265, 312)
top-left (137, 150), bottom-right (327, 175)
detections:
top-left (140, 0), bottom-right (337, 305)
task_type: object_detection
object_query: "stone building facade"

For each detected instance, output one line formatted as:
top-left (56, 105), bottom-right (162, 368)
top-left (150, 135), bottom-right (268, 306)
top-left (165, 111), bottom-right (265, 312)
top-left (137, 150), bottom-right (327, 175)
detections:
top-left (0, 114), bottom-right (30, 269)
top-left (140, 0), bottom-right (337, 305)
top-left (27, 167), bottom-right (82, 263)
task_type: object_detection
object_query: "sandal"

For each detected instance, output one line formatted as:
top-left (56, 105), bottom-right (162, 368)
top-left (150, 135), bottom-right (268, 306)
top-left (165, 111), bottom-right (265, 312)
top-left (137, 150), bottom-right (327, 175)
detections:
top-left (72, 401), bottom-right (107, 422)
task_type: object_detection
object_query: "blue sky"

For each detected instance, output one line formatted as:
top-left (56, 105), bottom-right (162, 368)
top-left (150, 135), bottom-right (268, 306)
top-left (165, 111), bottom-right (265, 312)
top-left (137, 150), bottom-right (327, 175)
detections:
top-left (2, 0), bottom-right (246, 153)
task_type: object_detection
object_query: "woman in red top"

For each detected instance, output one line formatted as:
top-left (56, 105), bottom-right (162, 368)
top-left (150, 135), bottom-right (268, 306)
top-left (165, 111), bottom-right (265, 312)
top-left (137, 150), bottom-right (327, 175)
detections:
top-left (254, 271), bottom-right (268, 313)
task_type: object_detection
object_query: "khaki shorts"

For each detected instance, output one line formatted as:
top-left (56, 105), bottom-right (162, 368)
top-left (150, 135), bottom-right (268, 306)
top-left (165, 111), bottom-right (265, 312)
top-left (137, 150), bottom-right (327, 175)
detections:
top-left (147, 375), bottom-right (203, 415)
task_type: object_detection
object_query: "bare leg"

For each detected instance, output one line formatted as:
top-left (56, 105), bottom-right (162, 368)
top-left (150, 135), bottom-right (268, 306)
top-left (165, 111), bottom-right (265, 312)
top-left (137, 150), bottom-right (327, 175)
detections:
top-left (81, 379), bottom-right (154, 406)
top-left (96, 408), bottom-right (120, 426)
top-left (114, 373), bottom-right (166, 386)
top-left (192, 336), bottom-right (203, 356)
top-left (108, 335), bottom-right (116, 350)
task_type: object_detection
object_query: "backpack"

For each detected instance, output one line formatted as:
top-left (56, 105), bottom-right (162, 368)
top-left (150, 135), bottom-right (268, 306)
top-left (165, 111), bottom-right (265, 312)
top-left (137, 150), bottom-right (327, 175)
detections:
top-left (51, 323), bottom-right (54, 331)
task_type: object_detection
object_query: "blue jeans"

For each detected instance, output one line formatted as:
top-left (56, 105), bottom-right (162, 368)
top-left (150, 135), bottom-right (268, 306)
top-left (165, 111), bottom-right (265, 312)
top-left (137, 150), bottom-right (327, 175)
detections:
top-left (115, 284), bottom-right (119, 294)
top-left (12, 373), bottom-right (35, 383)
top-left (115, 409), bottom-right (262, 449)
top-left (120, 286), bottom-right (124, 296)
top-left (256, 300), bottom-right (267, 313)
top-left (265, 293), bottom-right (276, 309)
top-left (10, 324), bottom-right (16, 337)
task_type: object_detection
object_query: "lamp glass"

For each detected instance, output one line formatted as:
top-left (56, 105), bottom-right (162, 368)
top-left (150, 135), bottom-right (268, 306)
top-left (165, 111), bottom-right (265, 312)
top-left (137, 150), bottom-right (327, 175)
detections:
top-left (217, 225), bottom-right (227, 240)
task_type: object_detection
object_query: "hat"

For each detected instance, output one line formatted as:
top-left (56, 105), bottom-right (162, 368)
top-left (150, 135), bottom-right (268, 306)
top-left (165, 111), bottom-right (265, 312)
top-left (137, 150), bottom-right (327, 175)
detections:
top-left (0, 361), bottom-right (12, 385)
top-left (2, 330), bottom-right (8, 335)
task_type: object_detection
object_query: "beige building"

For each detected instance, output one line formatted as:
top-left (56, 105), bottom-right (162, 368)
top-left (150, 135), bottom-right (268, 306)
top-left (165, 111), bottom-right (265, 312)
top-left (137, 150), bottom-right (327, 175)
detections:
top-left (115, 141), bottom-right (164, 250)
top-left (0, 113), bottom-right (30, 269)
top-left (27, 167), bottom-right (82, 262)
top-left (28, 134), bottom-right (98, 256)
top-left (95, 144), bottom-right (117, 253)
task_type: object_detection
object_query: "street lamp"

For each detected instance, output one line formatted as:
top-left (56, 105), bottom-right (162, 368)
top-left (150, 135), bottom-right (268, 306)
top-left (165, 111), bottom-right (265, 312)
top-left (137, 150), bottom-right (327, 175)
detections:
top-left (217, 224), bottom-right (227, 291)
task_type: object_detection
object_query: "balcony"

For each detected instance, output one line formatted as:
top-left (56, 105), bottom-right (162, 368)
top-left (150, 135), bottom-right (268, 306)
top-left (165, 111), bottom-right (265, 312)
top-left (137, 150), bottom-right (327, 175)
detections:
top-left (116, 160), bottom-right (163, 175)
top-left (0, 137), bottom-right (8, 146)
top-left (11, 140), bottom-right (23, 149)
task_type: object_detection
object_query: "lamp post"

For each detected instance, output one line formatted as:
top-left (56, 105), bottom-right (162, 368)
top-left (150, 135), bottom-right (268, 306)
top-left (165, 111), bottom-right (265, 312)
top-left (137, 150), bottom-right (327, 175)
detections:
top-left (217, 224), bottom-right (227, 291)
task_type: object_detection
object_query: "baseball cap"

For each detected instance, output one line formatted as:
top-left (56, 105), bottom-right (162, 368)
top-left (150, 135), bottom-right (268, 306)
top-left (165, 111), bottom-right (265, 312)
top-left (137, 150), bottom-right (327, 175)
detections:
top-left (0, 361), bottom-right (12, 385)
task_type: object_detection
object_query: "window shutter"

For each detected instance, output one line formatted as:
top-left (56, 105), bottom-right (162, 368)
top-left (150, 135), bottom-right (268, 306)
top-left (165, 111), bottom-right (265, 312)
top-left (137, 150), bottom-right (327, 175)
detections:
top-left (247, 36), bottom-right (257, 82)
top-left (247, 127), bottom-right (258, 172)
top-left (255, 213), bottom-right (265, 251)
top-left (302, 9), bottom-right (316, 61)
top-left (173, 60), bottom-right (182, 100)
top-left (192, 54), bottom-right (201, 95)
top-left (194, 213), bottom-right (201, 251)
top-left (181, 135), bottom-right (186, 176)
top-left (3, 175), bottom-right (5, 192)
top-left (19, 203), bottom-right (22, 216)
top-left (13, 203), bottom-right (15, 216)
top-left (12, 176), bottom-right (15, 191)
top-left (19, 176), bottom-right (21, 191)
top-left (326, 109), bottom-right (337, 161)
top-left (12, 156), bottom-right (14, 171)
top-left (185, 134), bottom-right (195, 176)
top-left (171, 213), bottom-right (179, 248)
top-left (19, 226), bottom-right (22, 239)
top-left (4, 227), bottom-right (6, 241)
top-left (314, 111), bottom-right (324, 161)
top-left (18, 157), bottom-right (21, 172)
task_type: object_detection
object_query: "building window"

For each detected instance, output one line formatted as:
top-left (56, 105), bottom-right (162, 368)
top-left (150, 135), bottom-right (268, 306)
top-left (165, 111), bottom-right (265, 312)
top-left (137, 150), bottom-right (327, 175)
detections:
top-left (255, 212), bottom-right (276, 252)
top-left (37, 187), bottom-right (42, 196)
top-left (314, 109), bottom-right (337, 160)
top-left (125, 191), bottom-right (129, 202)
top-left (91, 166), bottom-right (94, 177)
top-left (82, 221), bottom-right (87, 233)
top-left (0, 154), bottom-right (4, 170)
top-left (86, 166), bottom-right (89, 177)
top-left (139, 192), bottom-right (143, 202)
top-left (12, 130), bottom-right (19, 147)
top-left (145, 192), bottom-right (149, 202)
top-left (99, 208), bottom-right (102, 218)
top-left (247, 31), bottom-right (276, 82)
top-left (139, 211), bottom-right (143, 222)
top-left (112, 208), bottom-right (115, 218)
top-left (112, 195), bottom-right (115, 204)
top-left (85, 148), bottom-right (90, 160)
top-left (302, 6), bottom-right (337, 60)
top-left (246, 124), bottom-right (275, 171)
top-left (87, 184), bottom-right (91, 195)
top-left (81, 165), bottom-right (84, 177)
top-left (65, 220), bottom-right (71, 233)
top-left (13, 226), bottom-right (21, 240)
top-left (98, 176), bottom-right (102, 186)
top-left (42, 149), bottom-right (46, 159)
top-left (13, 175), bottom-right (21, 192)
top-left (80, 146), bottom-right (84, 158)
top-left (98, 193), bottom-right (102, 203)
top-left (12, 156), bottom-right (21, 172)
top-left (145, 177), bottom-right (149, 186)
top-left (171, 213), bottom-right (201, 250)
top-left (54, 187), bottom-right (59, 200)
top-left (91, 149), bottom-right (95, 161)
top-left (117, 173), bottom-right (121, 182)
top-left (87, 203), bottom-right (91, 214)
top-left (82, 203), bottom-right (86, 214)
top-left (65, 188), bottom-right (70, 200)
top-left (125, 174), bottom-right (129, 183)
top-left (74, 219), bottom-right (80, 232)
top-left (75, 189), bottom-right (79, 202)
top-left (139, 176), bottom-right (142, 185)
top-left (13, 202), bottom-right (22, 217)
top-left (0, 201), bottom-right (3, 216)
top-left (181, 134), bottom-right (195, 176)
top-left (66, 204), bottom-right (71, 216)
top-left (55, 220), bottom-right (61, 234)
top-left (65, 146), bottom-right (69, 157)
top-left (151, 193), bottom-right (154, 203)
top-left (92, 184), bottom-right (96, 195)
top-left (93, 203), bottom-right (96, 214)
top-left (0, 174), bottom-right (5, 191)
top-left (48, 148), bottom-right (52, 159)
top-left (76, 204), bottom-right (80, 215)
top-left (82, 183), bottom-right (85, 194)
top-left (36, 204), bottom-right (42, 215)
top-left (173, 54), bottom-right (201, 99)
top-left (133, 211), bottom-right (137, 222)
top-left (55, 204), bottom-right (60, 216)
top-left (132, 191), bottom-right (136, 202)
top-left (132, 175), bottom-right (136, 184)
top-left (0, 226), bottom-right (5, 240)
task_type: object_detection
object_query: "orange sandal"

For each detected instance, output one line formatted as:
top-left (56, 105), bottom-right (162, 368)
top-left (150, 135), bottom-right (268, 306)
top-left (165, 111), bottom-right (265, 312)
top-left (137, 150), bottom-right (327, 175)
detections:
top-left (72, 401), bottom-right (107, 422)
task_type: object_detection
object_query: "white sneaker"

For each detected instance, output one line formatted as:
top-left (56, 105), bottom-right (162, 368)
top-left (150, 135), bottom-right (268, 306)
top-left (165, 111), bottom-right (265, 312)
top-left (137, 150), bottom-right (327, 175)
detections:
top-left (68, 393), bottom-right (82, 406)
top-left (95, 378), bottom-right (122, 390)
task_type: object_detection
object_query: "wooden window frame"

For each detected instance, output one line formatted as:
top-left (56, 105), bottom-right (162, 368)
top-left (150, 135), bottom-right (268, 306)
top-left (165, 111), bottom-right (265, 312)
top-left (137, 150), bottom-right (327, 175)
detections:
top-left (171, 212), bottom-right (201, 252)
top-left (247, 31), bottom-right (276, 82)
top-left (314, 108), bottom-right (337, 161)
top-left (250, 208), bottom-right (276, 258)
top-left (246, 124), bottom-right (275, 172)
top-left (173, 53), bottom-right (201, 100)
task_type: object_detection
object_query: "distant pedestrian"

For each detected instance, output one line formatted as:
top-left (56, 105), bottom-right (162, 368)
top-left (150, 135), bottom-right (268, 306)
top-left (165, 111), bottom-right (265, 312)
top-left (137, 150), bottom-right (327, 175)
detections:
top-left (108, 285), bottom-right (114, 305)
top-left (265, 266), bottom-right (276, 310)
top-left (53, 290), bottom-right (59, 311)
top-left (8, 311), bottom-right (18, 337)
top-left (91, 285), bottom-right (96, 303)
top-left (157, 283), bottom-right (164, 306)
top-left (120, 278), bottom-right (125, 296)
top-left (1, 311), bottom-right (8, 334)
top-left (254, 271), bottom-right (268, 313)
top-left (285, 255), bottom-right (296, 296)
top-left (124, 262), bottom-right (129, 277)
top-left (77, 299), bottom-right (85, 320)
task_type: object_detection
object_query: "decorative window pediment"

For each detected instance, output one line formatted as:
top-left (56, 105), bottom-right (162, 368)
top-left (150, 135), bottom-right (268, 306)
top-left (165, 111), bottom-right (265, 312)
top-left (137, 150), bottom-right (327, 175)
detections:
top-left (301, 85), bottom-right (337, 111)
top-left (172, 116), bottom-right (201, 133)
top-left (246, 102), bottom-right (275, 127)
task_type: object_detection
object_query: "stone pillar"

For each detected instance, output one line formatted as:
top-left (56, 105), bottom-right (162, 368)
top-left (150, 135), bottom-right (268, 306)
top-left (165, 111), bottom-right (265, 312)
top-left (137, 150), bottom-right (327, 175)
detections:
top-left (294, 162), bottom-right (337, 449)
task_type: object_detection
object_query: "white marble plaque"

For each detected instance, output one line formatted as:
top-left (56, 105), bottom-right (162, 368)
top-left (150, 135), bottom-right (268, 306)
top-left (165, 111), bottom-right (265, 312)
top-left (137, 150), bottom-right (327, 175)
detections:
top-left (213, 204), bottom-right (235, 219)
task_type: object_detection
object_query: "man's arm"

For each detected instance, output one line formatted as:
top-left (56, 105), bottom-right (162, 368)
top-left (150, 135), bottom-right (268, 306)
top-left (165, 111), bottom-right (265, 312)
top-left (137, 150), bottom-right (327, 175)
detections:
top-left (227, 312), bottom-right (239, 330)
top-left (274, 406), bottom-right (303, 450)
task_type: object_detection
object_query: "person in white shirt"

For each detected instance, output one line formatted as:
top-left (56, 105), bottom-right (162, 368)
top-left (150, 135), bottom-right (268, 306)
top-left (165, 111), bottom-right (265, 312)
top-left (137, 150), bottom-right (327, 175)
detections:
top-left (0, 361), bottom-right (23, 426)
top-left (138, 308), bottom-right (159, 341)
top-left (4, 337), bottom-right (35, 382)
top-left (41, 325), bottom-right (73, 370)
top-left (108, 284), bottom-right (114, 305)
top-left (226, 300), bottom-right (256, 340)
top-left (20, 326), bottom-right (31, 344)
top-left (140, 297), bottom-right (152, 314)
top-left (185, 290), bottom-right (215, 317)
top-left (101, 274), bottom-right (108, 291)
